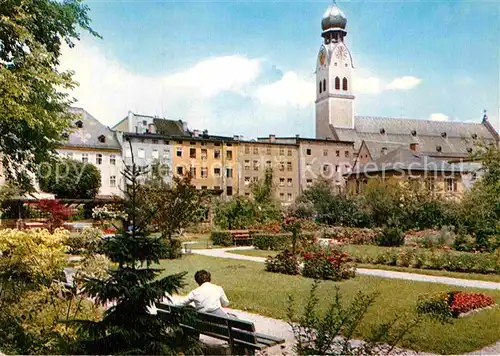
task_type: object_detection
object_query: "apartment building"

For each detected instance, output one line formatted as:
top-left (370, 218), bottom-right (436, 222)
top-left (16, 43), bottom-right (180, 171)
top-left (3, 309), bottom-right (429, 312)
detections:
top-left (239, 138), bottom-right (299, 204)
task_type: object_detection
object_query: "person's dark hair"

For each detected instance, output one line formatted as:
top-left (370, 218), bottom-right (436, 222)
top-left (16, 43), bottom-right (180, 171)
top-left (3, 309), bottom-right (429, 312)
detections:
top-left (194, 270), bottom-right (211, 285)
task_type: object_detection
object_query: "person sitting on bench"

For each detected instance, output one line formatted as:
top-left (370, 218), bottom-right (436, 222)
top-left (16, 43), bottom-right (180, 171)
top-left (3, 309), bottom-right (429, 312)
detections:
top-left (175, 270), bottom-right (230, 317)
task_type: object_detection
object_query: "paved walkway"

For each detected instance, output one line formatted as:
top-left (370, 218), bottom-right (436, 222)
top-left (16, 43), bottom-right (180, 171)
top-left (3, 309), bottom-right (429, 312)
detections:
top-left (192, 247), bottom-right (500, 290)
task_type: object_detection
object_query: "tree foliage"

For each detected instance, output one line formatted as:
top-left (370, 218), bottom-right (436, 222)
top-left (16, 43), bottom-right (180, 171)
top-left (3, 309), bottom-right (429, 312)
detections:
top-left (74, 159), bottom-right (196, 354)
top-left (38, 158), bottom-right (101, 199)
top-left (213, 196), bottom-right (256, 230)
top-left (0, 0), bottom-right (98, 191)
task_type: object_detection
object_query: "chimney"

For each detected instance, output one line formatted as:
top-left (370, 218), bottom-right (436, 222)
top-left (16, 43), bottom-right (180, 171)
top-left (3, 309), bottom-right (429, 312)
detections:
top-left (193, 129), bottom-right (199, 137)
top-left (410, 143), bottom-right (420, 152)
top-left (269, 134), bottom-right (276, 143)
top-left (381, 147), bottom-right (388, 155)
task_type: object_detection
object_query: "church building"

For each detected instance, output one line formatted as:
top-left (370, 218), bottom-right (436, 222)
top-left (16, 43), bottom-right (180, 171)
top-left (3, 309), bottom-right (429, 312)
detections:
top-left (315, 1), bottom-right (499, 163)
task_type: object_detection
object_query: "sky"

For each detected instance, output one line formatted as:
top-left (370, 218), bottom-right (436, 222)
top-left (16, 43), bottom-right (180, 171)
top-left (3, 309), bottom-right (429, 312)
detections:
top-left (60, 0), bottom-right (500, 138)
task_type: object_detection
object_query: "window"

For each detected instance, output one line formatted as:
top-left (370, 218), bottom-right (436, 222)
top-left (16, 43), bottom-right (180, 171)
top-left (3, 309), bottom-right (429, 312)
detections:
top-left (190, 148), bottom-right (196, 159)
top-left (214, 149), bottom-right (221, 159)
top-left (226, 151), bottom-right (233, 160)
top-left (287, 149), bottom-right (292, 156)
top-left (335, 76), bottom-right (340, 90)
top-left (109, 176), bottom-right (116, 187)
top-left (226, 186), bottom-right (233, 196)
top-left (245, 192), bottom-right (250, 196)
top-left (96, 154), bottom-right (102, 165)
top-left (162, 150), bottom-right (170, 160)
top-left (98, 135), bottom-right (106, 143)
top-left (336, 150), bottom-right (340, 157)
top-left (279, 178), bottom-right (285, 186)
top-left (287, 178), bottom-right (292, 186)
top-left (152, 139), bottom-right (158, 144)
top-left (214, 186), bottom-right (221, 190)
top-left (190, 141), bottom-right (196, 146)
top-left (279, 148), bottom-right (285, 155)
top-left (163, 140), bottom-right (169, 145)
top-left (287, 162), bottom-right (292, 171)
top-left (319, 82), bottom-right (322, 94)
top-left (253, 147), bottom-right (259, 154)
top-left (345, 151), bottom-right (350, 158)
top-left (108, 154), bottom-right (116, 165)
top-left (201, 149), bottom-right (207, 159)
top-left (335, 165), bottom-right (340, 172)
top-left (323, 149), bottom-right (328, 156)
top-left (244, 160), bottom-right (250, 170)
top-left (75, 120), bottom-right (83, 128)
top-left (287, 193), bottom-right (293, 202)
top-left (190, 166), bottom-right (196, 178)
top-left (323, 164), bottom-right (329, 173)
top-left (279, 193), bottom-right (285, 200)
top-left (345, 164), bottom-right (350, 172)
top-left (226, 143), bottom-right (233, 147)
top-left (245, 146), bottom-right (250, 154)
top-left (306, 148), bottom-right (312, 156)
top-left (265, 160), bottom-right (272, 168)
top-left (342, 77), bottom-right (348, 91)
top-left (266, 147), bottom-right (271, 155)
top-left (138, 148), bottom-right (145, 158)
top-left (323, 79), bottom-right (326, 92)
top-left (244, 177), bottom-right (250, 185)
top-left (201, 186), bottom-right (207, 190)
top-left (214, 142), bottom-right (220, 146)
top-left (445, 178), bottom-right (458, 192)
top-left (177, 140), bottom-right (183, 144)
top-left (125, 149), bottom-right (132, 158)
top-left (152, 149), bottom-right (159, 159)
top-left (252, 177), bottom-right (258, 182)
top-left (142, 120), bottom-right (147, 126)
top-left (253, 160), bottom-right (259, 171)
top-left (279, 162), bottom-right (285, 171)
top-left (214, 167), bottom-right (221, 177)
top-left (176, 147), bottom-right (182, 157)
top-left (226, 167), bottom-right (233, 178)
top-left (306, 179), bottom-right (313, 186)
top-left (82, 153), bottom-right (88, 163)
top-left (201, 167), bottom-right (208, 178)
top-left (177, 166), bottom-right (183, 175)
top-left (425, 178), bottom-right (435, 191)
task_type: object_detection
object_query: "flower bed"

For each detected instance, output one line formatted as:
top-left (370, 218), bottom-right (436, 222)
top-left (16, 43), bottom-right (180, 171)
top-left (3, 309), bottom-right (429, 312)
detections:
top-left (417, 291), bottom-right (495, 322)
top-left (265, 247), bottom-right (355, 281)
top-left (321, 227), bottom-right (382, 245)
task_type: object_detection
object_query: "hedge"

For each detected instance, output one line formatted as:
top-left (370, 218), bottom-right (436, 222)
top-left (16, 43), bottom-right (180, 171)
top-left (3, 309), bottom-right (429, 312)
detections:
top-left (210, 231), bottom-right (233, 246)
top-left (253, 232), bottom-right (316, 250)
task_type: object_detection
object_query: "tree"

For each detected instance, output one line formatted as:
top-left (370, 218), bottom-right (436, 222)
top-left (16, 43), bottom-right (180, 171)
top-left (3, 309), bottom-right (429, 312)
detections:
top-left (0, 0), bottom-right (98, 192)
top-left (213, 196), bottom-right (256, 230)
top-left (37, 158), bottom-right (101, 199)
top-left (75, 159), bottom-right (196, 354)
top-left (250, 168), bottom-right (281, 223)
top-left (140, 174), bottom-right (206, 259)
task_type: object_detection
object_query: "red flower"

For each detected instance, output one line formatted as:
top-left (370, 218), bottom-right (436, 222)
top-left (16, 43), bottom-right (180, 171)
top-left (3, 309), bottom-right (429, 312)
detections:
top-left (304, 253), bottom-right (314, 260)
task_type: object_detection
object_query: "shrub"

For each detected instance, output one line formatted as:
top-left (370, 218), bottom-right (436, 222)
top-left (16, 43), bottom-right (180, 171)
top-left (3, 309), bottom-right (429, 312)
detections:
top-left (253, 232), bottom-right (316, 251)
top-left (163, 238), bottom-right (183, 259)
top-left (301, 248), bottom-right (355, 281)
top-left (66, 226), bottom-right (103, 255)
top-left (321, 227), bottom-right (381, 245)
top-left (376, 226), bottom-right (404, 247)
top-left (265, 250), bottom-right (299, 275)
top-left (210, 231), bottom-right (233, 246)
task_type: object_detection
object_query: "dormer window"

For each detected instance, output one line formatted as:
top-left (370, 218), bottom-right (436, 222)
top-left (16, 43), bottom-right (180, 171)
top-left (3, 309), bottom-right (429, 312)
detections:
top-left (467, 147), bottom-right (473, 153)
top-left (98, 135), bottom-right (106, 143)
top-left (75, 120), bottom-right (83, 129)
top-left (472, 133), bottom-right (478, 139)
top-left (61, 132), bottom-right (69, 139)
top-left (411, 130), bottom-right (417, 136)
top-left (441, 132), bottom-right (447, 138)
top-left (380, 128), bottom-right (386, 135)
top-left (436, 145), bottom-right (442, 152)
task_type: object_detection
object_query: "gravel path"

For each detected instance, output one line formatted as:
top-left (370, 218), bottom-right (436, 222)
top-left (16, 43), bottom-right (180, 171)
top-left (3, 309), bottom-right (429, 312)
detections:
top-left (192, 247), bottom-right (500, 290)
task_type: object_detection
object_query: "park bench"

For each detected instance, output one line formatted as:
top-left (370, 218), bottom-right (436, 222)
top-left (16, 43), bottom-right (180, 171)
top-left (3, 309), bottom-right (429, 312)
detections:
top-left (230, 230), bottom-right (251, 246)
top-left (154, 303), bottom-right (285, 354)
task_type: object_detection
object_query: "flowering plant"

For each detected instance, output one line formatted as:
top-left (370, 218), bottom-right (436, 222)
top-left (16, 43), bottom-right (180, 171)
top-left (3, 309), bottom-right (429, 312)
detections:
top-left (92, 205), bottom-right (128, 220)
top-left (265, 249), bottom-right (300, 275)
top-left (301, 248), bottom-right (355, 281)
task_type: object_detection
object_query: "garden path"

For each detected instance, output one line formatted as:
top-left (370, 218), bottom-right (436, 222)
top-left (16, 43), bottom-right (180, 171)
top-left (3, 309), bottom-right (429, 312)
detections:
top-left (191, 247), bottom-right (500, 291)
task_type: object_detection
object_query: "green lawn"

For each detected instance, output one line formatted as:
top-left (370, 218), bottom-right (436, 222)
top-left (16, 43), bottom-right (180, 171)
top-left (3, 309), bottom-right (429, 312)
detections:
top-left (158, 255), bottom-right (500, 355)
top-left (227, 248), bottom-right (500, 283)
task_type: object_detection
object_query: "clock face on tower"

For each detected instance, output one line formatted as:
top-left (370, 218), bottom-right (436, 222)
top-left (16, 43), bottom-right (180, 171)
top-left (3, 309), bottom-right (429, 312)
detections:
top-left (318, 48), bottom-right (327, 66)
top-left (335, 46), bottom-right (347, 61)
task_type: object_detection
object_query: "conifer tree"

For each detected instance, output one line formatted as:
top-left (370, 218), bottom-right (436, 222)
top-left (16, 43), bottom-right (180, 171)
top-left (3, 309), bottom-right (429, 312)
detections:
top-left (74, 151), bottom-right (194, 354)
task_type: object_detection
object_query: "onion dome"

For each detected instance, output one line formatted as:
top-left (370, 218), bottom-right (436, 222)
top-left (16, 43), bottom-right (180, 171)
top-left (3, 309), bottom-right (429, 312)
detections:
top-left (321, 1), bottom-right (347, 31)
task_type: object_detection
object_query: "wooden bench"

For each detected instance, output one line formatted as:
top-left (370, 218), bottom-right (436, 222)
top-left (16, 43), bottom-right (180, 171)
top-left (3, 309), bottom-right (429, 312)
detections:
top-left (230, 230), bottom-right (251, 246)
top-left (155, 303), bottom-right (285, 354)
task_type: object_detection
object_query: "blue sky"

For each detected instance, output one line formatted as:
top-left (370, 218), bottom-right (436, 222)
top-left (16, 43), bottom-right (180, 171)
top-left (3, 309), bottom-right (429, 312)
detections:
top-left (61, 0), bottom-right (500, 137)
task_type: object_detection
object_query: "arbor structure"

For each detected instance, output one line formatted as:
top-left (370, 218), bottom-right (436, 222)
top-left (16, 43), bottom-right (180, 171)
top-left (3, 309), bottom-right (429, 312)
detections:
top-left (0, 0), bottom-right (97, 191)
top-left (38, 158), bottom-right (101, 199)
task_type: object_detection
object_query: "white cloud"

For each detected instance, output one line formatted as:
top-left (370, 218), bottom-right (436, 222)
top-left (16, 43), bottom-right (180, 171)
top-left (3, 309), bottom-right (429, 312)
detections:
top-left (255, 71), bottom-right (315, 108)
top-left (386, 76), bottom-right (422, 91)
top-left (429, 113), bottom-right (449, 122)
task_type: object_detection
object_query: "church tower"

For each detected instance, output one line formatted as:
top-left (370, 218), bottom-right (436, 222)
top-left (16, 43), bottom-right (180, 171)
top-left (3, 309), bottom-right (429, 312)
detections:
top-left (315, 0), bottom-right (355, 138)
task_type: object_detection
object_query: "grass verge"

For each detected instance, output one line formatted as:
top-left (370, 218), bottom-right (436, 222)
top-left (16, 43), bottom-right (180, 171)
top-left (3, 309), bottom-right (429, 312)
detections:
top-left (158, 254), bottom-right (500, 355)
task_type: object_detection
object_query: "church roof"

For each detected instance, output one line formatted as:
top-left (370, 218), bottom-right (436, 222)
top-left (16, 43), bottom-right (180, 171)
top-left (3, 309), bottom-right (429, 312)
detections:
top-left (64, 107), bottom-right (121, 150)
top-left (331, 116), bottom-right (498, 158)
top-left (348, 146), bottom-right (464, 176)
